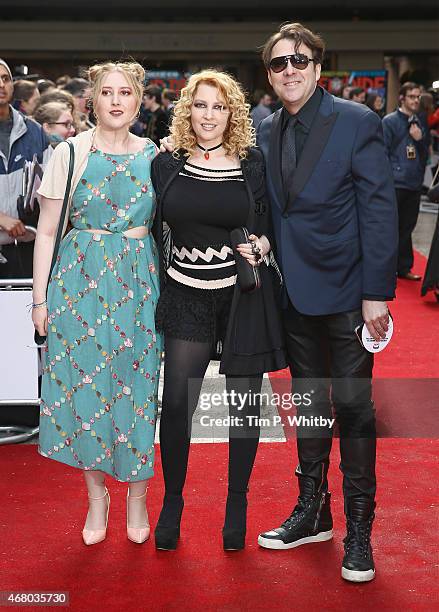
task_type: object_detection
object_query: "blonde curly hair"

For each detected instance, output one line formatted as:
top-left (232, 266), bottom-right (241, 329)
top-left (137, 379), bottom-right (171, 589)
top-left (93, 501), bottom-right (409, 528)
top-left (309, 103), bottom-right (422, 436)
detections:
top-left (171, 70), bottom-right (255, 159)
top-left (86, 61), bottom-right (145, 119)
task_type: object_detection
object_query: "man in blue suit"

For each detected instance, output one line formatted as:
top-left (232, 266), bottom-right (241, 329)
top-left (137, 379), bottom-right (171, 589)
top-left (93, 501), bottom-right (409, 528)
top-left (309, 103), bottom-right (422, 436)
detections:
top-left (256, 23), bottom-right (398, 583)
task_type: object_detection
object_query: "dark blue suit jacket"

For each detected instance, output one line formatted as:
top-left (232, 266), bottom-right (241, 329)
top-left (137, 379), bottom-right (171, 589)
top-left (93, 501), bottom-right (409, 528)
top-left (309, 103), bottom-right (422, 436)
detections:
top-left (257, 89), bottom-right (398, 316)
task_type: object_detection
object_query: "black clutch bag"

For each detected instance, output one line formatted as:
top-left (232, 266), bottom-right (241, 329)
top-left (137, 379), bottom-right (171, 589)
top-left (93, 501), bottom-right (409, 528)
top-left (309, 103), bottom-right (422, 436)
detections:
top-left (34, 141), bottom-right (75, 346)
top-left (230, 227), bottom-right (261, 293)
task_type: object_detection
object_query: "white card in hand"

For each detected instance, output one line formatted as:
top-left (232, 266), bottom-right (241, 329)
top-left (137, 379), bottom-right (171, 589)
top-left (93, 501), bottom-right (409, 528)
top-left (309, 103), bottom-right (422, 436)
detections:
top-left (360, 316), bottom-right (394, 353)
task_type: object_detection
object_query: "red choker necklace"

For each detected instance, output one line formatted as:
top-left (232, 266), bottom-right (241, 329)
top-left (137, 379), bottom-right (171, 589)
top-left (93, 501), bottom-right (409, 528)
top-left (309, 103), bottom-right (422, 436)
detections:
top-left (196, 142), bottom-right (223, 160)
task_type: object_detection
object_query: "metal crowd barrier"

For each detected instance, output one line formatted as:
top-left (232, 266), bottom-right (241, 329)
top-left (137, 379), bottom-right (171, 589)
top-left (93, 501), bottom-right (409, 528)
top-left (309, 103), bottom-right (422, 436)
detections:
top-left (0, 226), bottom-right (40, 444)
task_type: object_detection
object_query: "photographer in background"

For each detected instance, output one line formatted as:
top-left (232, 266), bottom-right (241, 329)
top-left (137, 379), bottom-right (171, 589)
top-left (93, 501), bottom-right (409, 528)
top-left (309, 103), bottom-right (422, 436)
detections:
top-left (383, 82), bottom-right (430, 280)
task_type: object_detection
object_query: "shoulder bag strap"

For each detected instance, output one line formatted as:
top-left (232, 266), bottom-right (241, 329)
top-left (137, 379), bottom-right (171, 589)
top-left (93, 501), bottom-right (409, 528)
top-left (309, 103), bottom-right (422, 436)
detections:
top-left (48, 141), bottom-right (75, 277)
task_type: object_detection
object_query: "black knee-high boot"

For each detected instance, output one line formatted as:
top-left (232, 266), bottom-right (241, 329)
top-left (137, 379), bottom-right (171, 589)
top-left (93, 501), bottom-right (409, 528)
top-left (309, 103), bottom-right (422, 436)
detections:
top-left (223, 375), bottom-right (262, 550)
top-left (155, 336), bottom-right (211, 550)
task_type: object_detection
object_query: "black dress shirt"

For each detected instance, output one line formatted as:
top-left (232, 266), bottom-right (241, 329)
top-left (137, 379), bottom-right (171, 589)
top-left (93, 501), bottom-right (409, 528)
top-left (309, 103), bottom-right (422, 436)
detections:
top-left (281, 86), bottom-right (323, 164)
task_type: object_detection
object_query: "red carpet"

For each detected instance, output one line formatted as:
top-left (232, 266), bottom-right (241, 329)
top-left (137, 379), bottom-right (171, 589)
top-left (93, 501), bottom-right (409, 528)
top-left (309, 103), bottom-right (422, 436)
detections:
top-left (0, 440), bottom-right (438, 611)
top-left (376, 251), bottom-right (439, 379)
top-left (0, 250), bottom-right (438, 611)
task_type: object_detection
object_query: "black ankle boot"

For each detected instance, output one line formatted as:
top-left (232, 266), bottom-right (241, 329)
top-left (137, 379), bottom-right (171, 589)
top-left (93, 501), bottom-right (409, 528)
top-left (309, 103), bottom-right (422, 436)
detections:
top-left (341, 497), bottom-right (376, 582)
top-left (222, 489), bottom-right (248, 551)
top-left (154, 493), bottom-right (184, 551)
top-left (258, 464), bottom-right (333, 550)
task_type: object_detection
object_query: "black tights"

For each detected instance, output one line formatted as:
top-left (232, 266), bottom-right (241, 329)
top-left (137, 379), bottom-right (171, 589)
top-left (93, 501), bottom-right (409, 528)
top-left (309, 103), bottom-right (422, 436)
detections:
top-left (159, 336), bottom-right (262, 500)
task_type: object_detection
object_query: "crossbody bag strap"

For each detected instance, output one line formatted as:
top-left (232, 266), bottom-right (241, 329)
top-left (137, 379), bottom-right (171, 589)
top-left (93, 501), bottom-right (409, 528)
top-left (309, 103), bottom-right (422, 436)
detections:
top-left (48, 141), bottom-right (75, 277)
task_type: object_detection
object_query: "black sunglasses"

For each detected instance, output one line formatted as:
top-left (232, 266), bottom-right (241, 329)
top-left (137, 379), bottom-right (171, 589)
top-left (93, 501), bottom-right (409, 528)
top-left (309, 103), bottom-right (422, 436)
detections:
top-left (269, 54), bottom-right (316, 73)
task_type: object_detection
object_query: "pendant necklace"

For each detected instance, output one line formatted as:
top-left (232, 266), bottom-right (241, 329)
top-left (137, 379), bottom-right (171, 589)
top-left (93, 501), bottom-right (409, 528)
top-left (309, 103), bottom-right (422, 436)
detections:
top-left (196, 142), bottom-right (223, 160)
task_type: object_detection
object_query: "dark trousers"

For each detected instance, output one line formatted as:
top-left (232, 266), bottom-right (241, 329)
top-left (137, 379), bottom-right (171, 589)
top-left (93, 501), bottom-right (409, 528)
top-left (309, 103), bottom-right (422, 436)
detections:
top-left (396, 188), bottom-right (421, 276)
top-left (0, 241), bottom-right (34, 279)
top-left (283, 301), bottom-right (376, 501)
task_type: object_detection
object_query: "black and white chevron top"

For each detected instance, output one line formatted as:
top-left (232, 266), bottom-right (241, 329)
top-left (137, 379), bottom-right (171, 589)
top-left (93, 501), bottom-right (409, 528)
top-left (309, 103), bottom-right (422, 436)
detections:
top-left (163, 160), bottom-right (249, 289)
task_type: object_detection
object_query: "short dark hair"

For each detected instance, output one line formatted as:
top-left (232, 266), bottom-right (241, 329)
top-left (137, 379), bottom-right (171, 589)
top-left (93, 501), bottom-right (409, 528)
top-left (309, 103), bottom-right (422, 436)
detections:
top-left (13, 79), bottom-right (38, 102)
top-left (37, 79), bottom-right (55, 95)
top-left (144, 84), bottom-right (162, 104)
top-left (399, 81), bottom-right (420, 97)
top-left (162, 88), bottom-right (177, 103)
top-left (348, 87), bottom-right (365, 100)
top-left (262, 22), bottom-right (325, 69)
top-left (62, 77), bottom-right (89, 97)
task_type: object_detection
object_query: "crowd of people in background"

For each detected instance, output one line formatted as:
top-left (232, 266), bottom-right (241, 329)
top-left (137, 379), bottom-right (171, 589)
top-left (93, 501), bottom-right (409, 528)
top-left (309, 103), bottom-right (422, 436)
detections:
top-left (0, 57), bottom-right (438, 298)
top-left (251, 81), bottom-right (439, 134)
top-left (6, 66), bottom-right (439, 152)
top-left (9, 72), bottom-right (181, 148)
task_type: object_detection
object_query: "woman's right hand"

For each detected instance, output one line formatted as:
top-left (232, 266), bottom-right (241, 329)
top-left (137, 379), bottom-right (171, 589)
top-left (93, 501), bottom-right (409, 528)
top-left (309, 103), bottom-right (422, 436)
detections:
top-left (32, 305), bottom-right (48, 338)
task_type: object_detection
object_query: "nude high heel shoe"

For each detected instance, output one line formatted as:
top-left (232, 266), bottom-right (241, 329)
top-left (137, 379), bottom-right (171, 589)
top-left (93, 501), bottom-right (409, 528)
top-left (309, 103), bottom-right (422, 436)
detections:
top-left (127, 490), bottom-right (150, 544)
top-left (82, 488), bottom-right (110, 546)
top-left (127, 489), bottom-right (150, 544)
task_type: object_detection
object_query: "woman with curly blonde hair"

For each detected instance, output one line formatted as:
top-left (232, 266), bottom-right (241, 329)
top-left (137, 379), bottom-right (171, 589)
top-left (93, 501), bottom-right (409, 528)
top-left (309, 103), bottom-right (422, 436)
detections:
top-left (33, 61), bottom-right (162, 546)
top-left (170, 70), bottom-right (255, 158)
top-left (151, 69), bottom-right (285, 551)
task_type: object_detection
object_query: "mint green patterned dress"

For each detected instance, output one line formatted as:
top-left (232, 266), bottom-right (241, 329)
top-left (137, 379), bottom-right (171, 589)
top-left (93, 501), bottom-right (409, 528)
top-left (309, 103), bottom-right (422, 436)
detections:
top-left (39, 142), bottom-right (162, 482)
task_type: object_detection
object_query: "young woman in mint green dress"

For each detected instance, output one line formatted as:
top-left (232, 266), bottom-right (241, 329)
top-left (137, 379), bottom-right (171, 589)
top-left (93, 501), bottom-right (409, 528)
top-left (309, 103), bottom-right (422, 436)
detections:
top-left (32, 62), bottom-right (162, 546)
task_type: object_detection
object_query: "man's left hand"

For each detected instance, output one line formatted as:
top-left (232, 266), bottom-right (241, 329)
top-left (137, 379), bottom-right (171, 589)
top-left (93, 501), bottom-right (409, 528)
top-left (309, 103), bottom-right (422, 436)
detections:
top-left (362, 300), bottom-right (390, 341)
